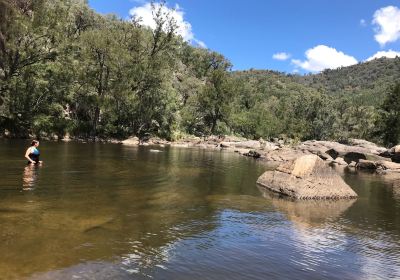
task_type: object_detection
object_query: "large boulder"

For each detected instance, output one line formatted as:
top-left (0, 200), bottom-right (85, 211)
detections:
top-left (257, 155), bottom-right (357, 199)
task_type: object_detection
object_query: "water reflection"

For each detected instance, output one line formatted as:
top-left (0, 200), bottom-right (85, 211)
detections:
top-left (258, 186), bottom-right (356, 228)
top-left (22, 164), bottom-right (40, 190)
top-left (1, 141), bottom-right (400, 280)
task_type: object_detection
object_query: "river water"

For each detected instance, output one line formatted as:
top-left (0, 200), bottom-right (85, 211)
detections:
top-left (1, 140), bottom-right (400, 280)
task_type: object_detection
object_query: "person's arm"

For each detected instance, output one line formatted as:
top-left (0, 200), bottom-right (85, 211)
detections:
top-left (25, 148), bottom-right (35, 164)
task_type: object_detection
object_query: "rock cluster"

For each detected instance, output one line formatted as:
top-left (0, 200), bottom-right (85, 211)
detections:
top-left (121, 135), bottom-right (400, 177)
top-left (278, 140), bottom-right (400, 175)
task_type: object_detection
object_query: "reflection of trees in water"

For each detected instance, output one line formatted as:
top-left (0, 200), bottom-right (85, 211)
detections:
top-left (22, 165), bottom-right (39, 190)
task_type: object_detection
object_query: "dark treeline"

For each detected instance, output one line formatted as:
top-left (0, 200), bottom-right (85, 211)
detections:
top-left (0, 0), bottom-right (399, 146)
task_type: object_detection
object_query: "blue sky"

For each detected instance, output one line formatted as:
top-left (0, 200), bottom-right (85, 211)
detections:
top-left (88, 0), bottom-right (400, 73)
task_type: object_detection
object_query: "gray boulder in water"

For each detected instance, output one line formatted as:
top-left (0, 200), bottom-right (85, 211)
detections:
top-left (257, 154), bottom-right (357, 199)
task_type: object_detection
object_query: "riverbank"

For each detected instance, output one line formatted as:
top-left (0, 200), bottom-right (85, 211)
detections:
top-left (3, 133), bottom-right (399, 178)
top-left (119, 136), bottom-right (400, 179)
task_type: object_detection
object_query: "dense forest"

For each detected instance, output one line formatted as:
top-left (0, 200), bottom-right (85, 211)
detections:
top-left (0, 0), bottom-right (399, 146)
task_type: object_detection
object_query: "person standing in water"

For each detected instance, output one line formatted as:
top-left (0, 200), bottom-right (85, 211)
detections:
top-left (25, 140), bottom-right (42, 165)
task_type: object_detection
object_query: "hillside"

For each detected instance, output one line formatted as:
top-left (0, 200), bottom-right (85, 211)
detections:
top-left (229, 58), bottom-right (400, 143)
top-left (233, 57), bottom-right (400, 106)
top-left (294, 57), bottom-right (400, 105)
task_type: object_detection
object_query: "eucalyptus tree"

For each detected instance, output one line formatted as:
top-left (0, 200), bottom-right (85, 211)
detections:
top-left (126, 1), bottom-right (181, 139)
top-left (379, 84), bottom-right (400, 146)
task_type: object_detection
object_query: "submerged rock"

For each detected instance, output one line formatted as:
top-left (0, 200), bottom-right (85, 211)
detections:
top-left (257, 155), bottom-right (357, 199)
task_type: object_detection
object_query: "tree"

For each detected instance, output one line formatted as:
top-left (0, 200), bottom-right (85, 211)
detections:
top-left (379, 83), bottom-right (400, 147)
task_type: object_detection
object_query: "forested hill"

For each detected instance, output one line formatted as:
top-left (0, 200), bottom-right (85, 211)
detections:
top-left (234, 57), bottom-right (400, 105)
top-left (229, 57), bottom-right (400, 144)
top-left (0, 0), bottom-right (399, 146)
top-left (295, 57), bottom-right (400, 101)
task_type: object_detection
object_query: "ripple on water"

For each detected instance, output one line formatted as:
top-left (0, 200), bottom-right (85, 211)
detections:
top-left (0, 142), bottom-right (400, 280)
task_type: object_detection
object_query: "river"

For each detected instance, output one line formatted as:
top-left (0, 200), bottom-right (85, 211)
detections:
top-left (1, 140), bottom-right (400, 280)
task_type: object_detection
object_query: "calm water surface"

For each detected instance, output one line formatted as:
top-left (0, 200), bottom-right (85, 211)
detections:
top-left (1, 140), bottom-right (400, 280)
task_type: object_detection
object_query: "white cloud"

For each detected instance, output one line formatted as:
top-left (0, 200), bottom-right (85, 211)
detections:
top-left (292, 45), bottom-right (358, 72)
top-left (372, 6), bottom-right (400, 46)
top-left (193, 39), bottom-right (207, 48)
top-left (272, 52), bottom-right (291, 61)
top-left (129, 2), bottom-right (203, 46)
top-left (360, 19), bottom-right (367, 27)
top-left (366, 49), bottom-right (400, 61)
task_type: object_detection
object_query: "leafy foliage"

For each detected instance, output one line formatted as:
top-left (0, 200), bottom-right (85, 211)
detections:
top-left (0, 0), bottom-right (398, 146)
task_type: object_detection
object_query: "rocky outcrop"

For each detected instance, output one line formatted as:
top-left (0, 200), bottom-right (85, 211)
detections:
top-left (257, 155), bottom-right (358, 199)
top-left (119, 135), bottom-right (400, 179)
top-left (299, 139), bottom-right (386, 157)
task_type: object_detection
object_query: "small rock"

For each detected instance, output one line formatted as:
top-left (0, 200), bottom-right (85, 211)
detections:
top-left (343, 152), bottom-right (367, 164)
top-left (356, 159), bottom-right (377, 170)
top-left (317, 151), bottom-right (333, 161)
top-left (220, 142), bottom-right (231, 148)
top-left (348, 161), bottom-right (357, 168)
top-left (244, 150), bottom-right (261, 158)
top-left (334, 157), bottom-right (348, 165)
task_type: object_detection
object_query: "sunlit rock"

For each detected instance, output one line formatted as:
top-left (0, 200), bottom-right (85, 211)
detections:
top-left (257, 155), bottom-right (358, 199)
top-left (122, 137), bottom-right (139, 145)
